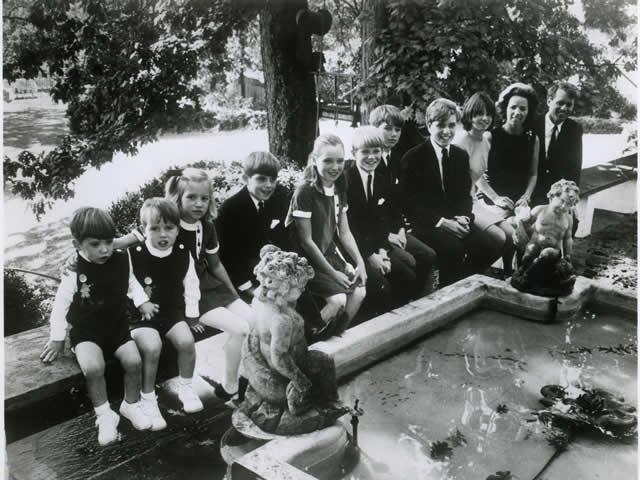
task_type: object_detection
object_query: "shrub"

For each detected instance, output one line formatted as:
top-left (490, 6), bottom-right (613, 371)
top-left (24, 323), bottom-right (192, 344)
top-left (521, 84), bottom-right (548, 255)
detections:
top-left (107, 160), bottom-right (304, 234)
top-left (4, 270), bottom-right (53, 336)
top-left (575, 116), bottom-right (625, 134)
top-left (202, 90), bottom-right (267, 131)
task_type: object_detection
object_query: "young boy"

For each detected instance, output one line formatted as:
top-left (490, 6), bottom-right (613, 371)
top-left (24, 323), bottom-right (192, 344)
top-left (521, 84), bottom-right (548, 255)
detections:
top-left (369, 105), bottom-right (438, 296)
top-left (40, 207), bottom-right (156, 446)
top-left (517, 179), bottom-right (580, 266)
top-left (129, 198), bottom-right (203, 429)
top-left (217, 152), bottom-right (323, 340)
top-left (344, 126), bottom-right (420, 314)
top-left (216, 152), bottom-right (290, 296)
top-left (399, 98), bottom-right (501, 286)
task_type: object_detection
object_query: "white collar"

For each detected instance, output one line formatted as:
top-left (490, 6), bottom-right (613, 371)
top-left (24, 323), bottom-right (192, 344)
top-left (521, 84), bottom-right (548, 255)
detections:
top-left (145, 239), bottom-right (172, 258)
top-left (356, 165), bottom-right (375, 188)
top-left (430, 138), bottom-right (449, 157)
top-left (248, 191), bottom-right (262, 211)
top-left (180, 219), bottom-right (201, 231)
top-left (545, 113), bottom-right (564, 133)
top-left (322, 185), bottom-right (335, 196)
top-left (78, 250), bottom-right (90, 262)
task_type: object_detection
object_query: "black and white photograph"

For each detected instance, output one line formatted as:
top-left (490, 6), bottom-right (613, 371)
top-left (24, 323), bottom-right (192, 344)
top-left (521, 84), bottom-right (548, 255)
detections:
top-left (3, 0), bottom-right (638, 478)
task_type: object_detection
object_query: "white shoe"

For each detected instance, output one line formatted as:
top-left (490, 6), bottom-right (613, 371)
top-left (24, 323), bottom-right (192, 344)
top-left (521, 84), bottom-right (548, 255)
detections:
top-left (178, 383), bottom-right (204, 413)
top-left (96, 409), bottom-right (120, 446)
top-left (120, 400), bottom-right (152, 431)
top-left (141, 396), bottom-right (168, 431)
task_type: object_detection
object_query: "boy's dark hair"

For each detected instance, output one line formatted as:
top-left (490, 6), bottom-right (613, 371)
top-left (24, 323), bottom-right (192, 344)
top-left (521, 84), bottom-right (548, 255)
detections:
top-left (70, 207), bottom-right (116, 242)
top-left (547, 82), bottom-right (579, 102)
top-left (425, 98), bottom-right (460, 125)
top-left (496, 82), bottom-right (539, 132)
top-left (243, 151), bottom-right (280, 178)
top-left (140, 197), bottom-right (181, 227)
top-left (369, 105), bottom-right (405, 128)
top-left (461, 92), bottom-right (496, 131)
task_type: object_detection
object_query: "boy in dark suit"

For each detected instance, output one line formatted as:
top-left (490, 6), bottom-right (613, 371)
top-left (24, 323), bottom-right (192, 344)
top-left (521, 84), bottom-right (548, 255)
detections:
top-left (369, 105), bottom-right (437, 295)
top-left (369, 104), bottom-right (424, 188)
top-left (217, 152), bottom-right (322, 339)
top-left (399, 98), bottom-right (501, 287)
top-left (533, 82), bottom-right (583, 206)
top-left (217, 152), bottom-right (290, 296)
top-left (345, 127), bottom-right (435, 315)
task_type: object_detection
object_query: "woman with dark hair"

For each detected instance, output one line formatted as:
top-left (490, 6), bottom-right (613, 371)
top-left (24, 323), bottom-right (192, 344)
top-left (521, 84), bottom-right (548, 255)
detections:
top-left (453, 91), bottom-right (514, 273)
top-left (486, 83), bottom-right (540, 272)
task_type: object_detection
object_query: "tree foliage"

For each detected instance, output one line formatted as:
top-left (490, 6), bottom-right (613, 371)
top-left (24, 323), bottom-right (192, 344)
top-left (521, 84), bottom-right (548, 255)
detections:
top-left (3, 0), bottom-right (251, 216)
top-left (360, 0), bottom-right (636, 116)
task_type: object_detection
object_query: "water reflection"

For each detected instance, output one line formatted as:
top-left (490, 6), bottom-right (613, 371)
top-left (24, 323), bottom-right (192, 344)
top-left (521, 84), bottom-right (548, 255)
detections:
top-left (338, 309), bottom-right (636, 480)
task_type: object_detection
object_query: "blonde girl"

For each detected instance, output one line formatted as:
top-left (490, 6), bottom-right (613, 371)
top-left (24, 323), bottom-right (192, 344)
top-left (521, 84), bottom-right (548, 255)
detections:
top-left (285, 134), bottom-right (367, 337)
top-left (164, 168), bottom-right (253, 400)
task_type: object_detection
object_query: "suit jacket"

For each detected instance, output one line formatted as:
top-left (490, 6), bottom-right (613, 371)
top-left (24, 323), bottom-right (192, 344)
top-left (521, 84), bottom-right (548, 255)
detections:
top-left (377, 120), bottom-right (425, 188)
top-left (216, 185), bottom-right (291, 287)
top-left (344, 163), bottom-right (402, 258)
top-left (534, 115), bottom-right (583, 204)
top-left (399, 139), bottom-right (473, 237)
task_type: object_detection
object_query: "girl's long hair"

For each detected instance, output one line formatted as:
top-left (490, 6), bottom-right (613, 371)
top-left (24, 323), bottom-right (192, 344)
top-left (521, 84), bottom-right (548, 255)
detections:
top-left (303, 133), bottom-right (347, 200)
top-left (164, 168), bottom-right (218, 220)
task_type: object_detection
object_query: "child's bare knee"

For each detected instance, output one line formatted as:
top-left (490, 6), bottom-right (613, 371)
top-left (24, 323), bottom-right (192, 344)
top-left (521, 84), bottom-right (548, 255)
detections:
top-left (327, 294), bottom-right (347, 310)
top-left (353, 286), bottom-right (367, 301)
top-left (81, 357), bottom-right (106, 379)
top-left (172, 335), bottom-right (195, 354)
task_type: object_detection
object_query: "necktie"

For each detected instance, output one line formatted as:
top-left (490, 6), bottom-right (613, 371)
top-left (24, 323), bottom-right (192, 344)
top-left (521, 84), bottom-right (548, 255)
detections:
top-left (366, 173), bottom-right (373, 206)
top-left (257, 201), bottom-right (264, 214)
top-left (548, 125), bottom-right (558, 155)
top-left (440, 147), bottom-right (449, 192)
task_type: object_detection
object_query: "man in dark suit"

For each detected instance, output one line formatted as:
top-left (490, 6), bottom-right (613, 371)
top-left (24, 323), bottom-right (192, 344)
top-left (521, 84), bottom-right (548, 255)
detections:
top-left (533, 82), bottom-right (583, 206)
top-left (399, 99), bottom-right (501, 287)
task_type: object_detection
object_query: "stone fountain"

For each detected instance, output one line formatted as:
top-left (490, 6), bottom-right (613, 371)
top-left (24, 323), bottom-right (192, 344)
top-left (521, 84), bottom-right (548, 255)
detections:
top-left (221, 245), bottom-right (357, 479)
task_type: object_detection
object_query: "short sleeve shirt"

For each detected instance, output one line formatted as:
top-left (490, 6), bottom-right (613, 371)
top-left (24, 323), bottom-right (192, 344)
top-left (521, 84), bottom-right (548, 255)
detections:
top-left (286, 183), bottom-right (347, 255)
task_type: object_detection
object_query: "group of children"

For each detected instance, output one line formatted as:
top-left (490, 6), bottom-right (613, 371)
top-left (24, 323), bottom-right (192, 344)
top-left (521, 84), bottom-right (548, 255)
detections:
top-left (41, 93), bottom-right (579, 446)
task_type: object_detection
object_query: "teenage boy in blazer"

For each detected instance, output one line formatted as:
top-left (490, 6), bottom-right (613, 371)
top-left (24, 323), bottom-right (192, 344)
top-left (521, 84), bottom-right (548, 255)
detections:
top-left (399, 98), bottom-right (501, 287)
top-left (345, 127), bottom-right (434, 316)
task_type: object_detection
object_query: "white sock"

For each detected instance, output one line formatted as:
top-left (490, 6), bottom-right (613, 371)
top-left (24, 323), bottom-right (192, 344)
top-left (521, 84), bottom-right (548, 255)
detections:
top-left (94, 402), bottom-right (112, 416)
top-left (141, 390), bottom-right (156, 401)
top-left (179, 376), bottom-right (193, 387)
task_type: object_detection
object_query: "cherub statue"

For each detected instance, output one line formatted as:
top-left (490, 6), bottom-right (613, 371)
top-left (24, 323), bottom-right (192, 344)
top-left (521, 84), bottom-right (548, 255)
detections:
top-left (511, 179), bottom-right (579, 296)
top-left (239, 245), bottom-right (350, 435)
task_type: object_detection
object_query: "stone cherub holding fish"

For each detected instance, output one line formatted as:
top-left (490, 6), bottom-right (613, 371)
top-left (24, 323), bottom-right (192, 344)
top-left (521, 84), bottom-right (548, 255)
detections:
top-left (239, 245), bottom-right (350, 435)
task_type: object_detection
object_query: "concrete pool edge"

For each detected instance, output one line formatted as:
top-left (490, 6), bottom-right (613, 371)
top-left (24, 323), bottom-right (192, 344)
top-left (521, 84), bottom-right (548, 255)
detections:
top-left (231, 275), bottom-right (636, 479)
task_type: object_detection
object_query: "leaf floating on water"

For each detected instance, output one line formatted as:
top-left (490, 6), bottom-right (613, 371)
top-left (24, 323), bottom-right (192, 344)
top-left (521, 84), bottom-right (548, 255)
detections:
top-left (430, 440), bottom-right (453, 461)
top-left (446, 428), bottom-right (467, 447)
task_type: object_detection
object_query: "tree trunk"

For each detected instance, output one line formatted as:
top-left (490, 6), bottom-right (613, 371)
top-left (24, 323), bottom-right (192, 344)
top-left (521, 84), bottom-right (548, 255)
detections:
top-left (360, 0), bottom-right (387, 124)
top-left (259, 0), bottom-right (317, 168)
